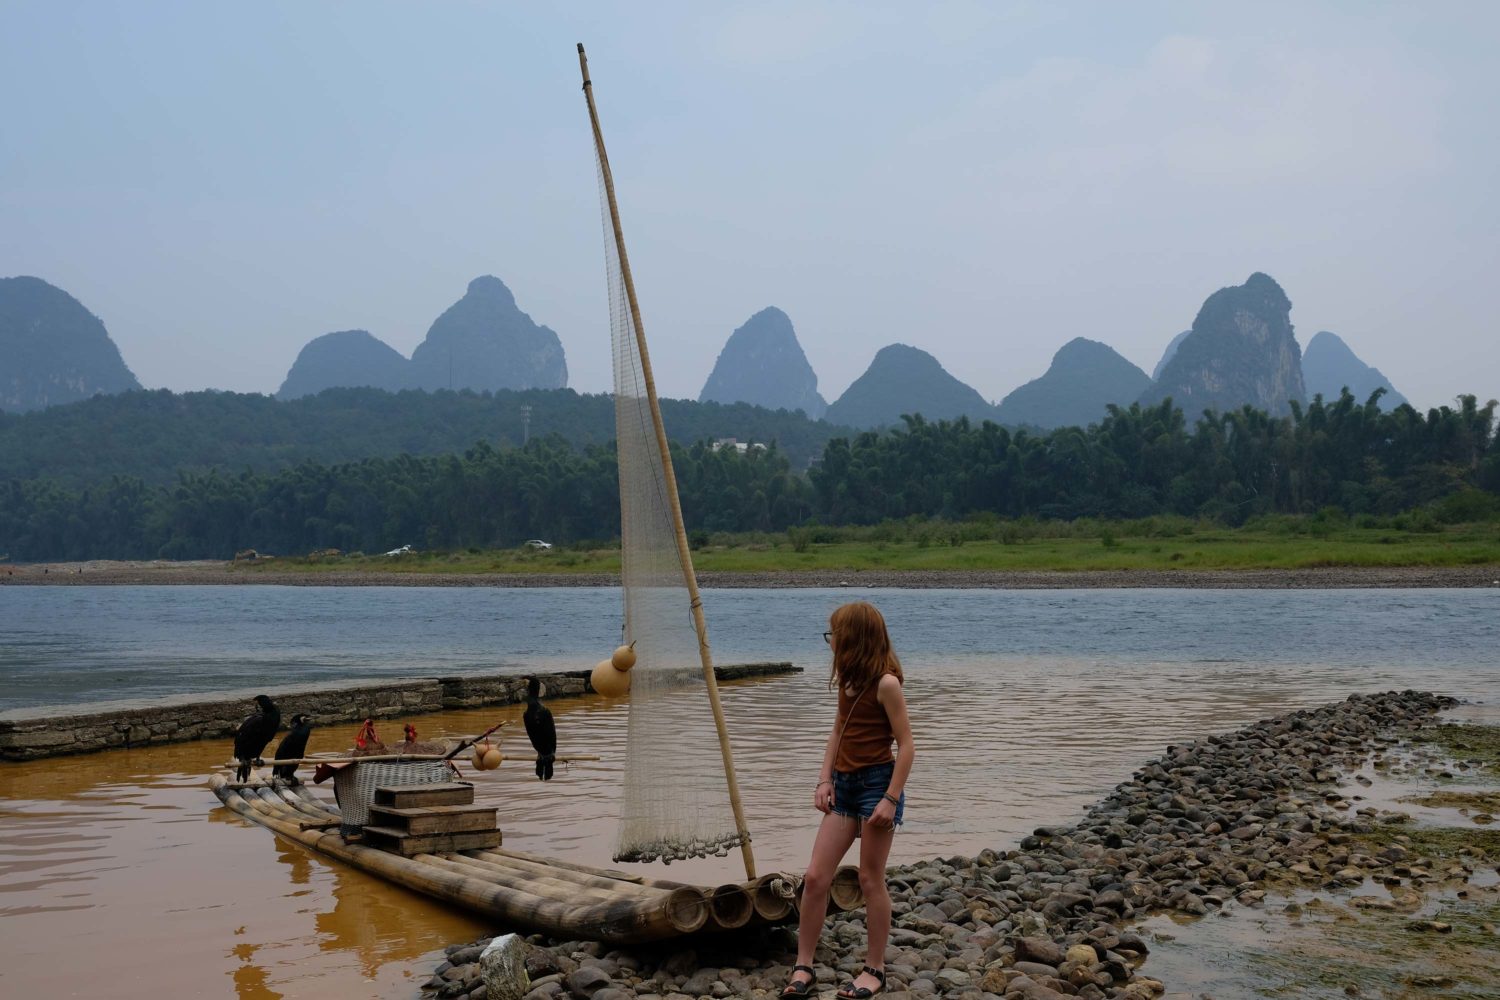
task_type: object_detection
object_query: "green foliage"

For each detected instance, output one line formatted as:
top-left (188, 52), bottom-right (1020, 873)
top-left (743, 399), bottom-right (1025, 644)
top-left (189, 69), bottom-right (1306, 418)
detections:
top-left (1, 389), bottom-right (1496, 563)
top-left (0, 386), bottom-right (852, 487)
top-left (0, 436), bottom-right (813, 561)
top-left (808, 394), bottom-right (1497, 526)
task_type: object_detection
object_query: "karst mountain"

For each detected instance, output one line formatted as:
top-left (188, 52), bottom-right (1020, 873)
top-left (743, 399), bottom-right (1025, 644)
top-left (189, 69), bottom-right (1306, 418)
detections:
top-left (995, 337), bottom-right (1152, 430)
top-left (277, 330), bottom-right (411, 399)
top-left (1302, 330), bottom-right (1408, 409)
top-left (0, 276), bottom-right (141, 412)
top-left (698, 307), bottom-right (827, 418)
top-left (276, 276), bottom-right (568, 399)
top-left (825, 344), bottom-right (996, 429)
top-left (1139, 272), bottom-right (1306, 417)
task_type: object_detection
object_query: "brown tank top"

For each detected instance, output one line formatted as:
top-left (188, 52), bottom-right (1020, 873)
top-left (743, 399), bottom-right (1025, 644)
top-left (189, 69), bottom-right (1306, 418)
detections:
top-left (833, 675), bottom-right (898, 772)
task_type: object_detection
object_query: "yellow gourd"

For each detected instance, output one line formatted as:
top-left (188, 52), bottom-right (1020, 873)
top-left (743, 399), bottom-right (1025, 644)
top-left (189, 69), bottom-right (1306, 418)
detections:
top-left (471, 740), bottom-right (499, 770)
top-left (611, 643), bottom-right (637, 671)
top-left (591, 657), bottom-right (631, 696)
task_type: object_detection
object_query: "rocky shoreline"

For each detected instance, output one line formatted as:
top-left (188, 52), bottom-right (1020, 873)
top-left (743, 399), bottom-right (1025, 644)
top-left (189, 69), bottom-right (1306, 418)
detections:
top-left (420, 689), bottom-right (1487, 999)
top-left (5, 560), bottom-right (1499, 589)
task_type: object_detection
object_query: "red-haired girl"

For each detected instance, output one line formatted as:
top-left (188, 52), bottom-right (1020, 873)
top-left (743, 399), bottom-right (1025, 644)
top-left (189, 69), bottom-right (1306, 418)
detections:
top-left (782, 601), bottom-right (915, 999)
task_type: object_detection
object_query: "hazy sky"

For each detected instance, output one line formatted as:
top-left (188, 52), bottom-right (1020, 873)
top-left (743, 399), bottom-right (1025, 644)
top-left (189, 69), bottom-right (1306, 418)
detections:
top-left (3, 2), bottom-right (1497, 412)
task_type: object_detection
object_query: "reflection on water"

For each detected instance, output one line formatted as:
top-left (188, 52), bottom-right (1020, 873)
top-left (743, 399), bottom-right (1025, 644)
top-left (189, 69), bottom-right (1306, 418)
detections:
top-left (1, 587), bottom-right (1497, 998)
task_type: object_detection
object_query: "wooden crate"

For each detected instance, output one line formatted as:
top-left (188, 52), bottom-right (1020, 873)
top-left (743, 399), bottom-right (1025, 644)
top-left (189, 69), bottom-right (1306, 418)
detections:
top-left (372, 782), bottom-right (474, 809)
top-left (368, 803), bottom-right (498, 835)
top-left (362, 826), bottom-right (503, 857)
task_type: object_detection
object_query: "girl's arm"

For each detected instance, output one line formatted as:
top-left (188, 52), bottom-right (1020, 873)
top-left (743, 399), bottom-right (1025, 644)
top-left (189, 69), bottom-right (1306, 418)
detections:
top-left (877, 673), bottom-right (915, 799)
top-left (813, 711), bottom-right (840, 813)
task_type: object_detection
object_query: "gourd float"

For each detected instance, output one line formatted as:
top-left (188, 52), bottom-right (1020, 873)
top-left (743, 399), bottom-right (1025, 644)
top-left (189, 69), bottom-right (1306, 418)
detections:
top-left (591, 642), bottom-right (635, 696)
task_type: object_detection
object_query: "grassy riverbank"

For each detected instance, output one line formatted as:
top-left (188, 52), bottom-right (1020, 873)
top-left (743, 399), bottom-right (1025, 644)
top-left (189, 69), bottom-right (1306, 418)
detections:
top-left (231, 515), bottom-right (1500, 578)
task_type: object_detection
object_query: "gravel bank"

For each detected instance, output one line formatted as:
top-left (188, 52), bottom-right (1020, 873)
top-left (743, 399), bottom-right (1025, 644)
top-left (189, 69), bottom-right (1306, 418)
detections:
top-left (420, 689), bottom-right (1484, 1000)
top-left (5, 561), bottom-right (1498, 589)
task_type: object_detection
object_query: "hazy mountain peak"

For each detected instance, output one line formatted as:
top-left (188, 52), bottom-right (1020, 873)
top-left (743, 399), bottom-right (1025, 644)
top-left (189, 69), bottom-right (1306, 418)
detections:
top-left (408, 276), bottom-right (567, 392)
top-left (996, 337), bottom-right (1151, 429)
top-left (1303, 330), bottom-right (1408, 409)
top-left (825, 343), bottom-right (996, 429)
top-left (0, 275), bottom-right (141, 412)
top-left (465, 273), bottom-right (518, 307)
top-left (1139, 272), bottom-right (1306, 417)
top-left (699, 306), bottom-right (827, 417)
top-left (1152, 330), bottom-right (1191, 381)
top-left (276, 329), bottom-right (410, 400)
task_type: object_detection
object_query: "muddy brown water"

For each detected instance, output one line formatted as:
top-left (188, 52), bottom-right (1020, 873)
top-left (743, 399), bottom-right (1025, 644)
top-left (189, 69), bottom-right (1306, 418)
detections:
top-left (4, 585), bottom-right (1500, 998)
top-left (6, 662), bottom-right (1499, 999)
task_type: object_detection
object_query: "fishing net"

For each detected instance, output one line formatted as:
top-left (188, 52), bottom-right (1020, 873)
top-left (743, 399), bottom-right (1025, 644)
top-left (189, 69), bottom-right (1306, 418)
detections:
top-left (593, 147), bottom-right (745, 866)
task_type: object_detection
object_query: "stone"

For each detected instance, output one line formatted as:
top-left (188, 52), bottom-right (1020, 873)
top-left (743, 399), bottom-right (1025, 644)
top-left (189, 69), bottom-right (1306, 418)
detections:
top-left (658, 950), bottom-right (698, 978)
top-left (1064, 945), bottom-right (1097, 966)
top-left (1014, 938), bottom-right (1065, 966)
top-left (1011, 961), bottom-right (1060, 979)
top-left (479, 934), bottom-right (531, 1000)
top-left (679, 970), bottom-right (719, 996)
top-left (564, 966), bottom-right (611, 998)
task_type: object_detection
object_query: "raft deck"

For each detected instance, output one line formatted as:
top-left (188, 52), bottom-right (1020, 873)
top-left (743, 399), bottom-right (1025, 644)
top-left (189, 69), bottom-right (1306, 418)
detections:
top-left (209, 774), bottom-right (862, 943)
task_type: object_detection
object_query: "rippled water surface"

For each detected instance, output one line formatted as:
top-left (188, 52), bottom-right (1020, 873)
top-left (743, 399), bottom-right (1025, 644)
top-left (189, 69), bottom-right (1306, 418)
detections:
top-left (1, 585), bottom-right (1497, 998)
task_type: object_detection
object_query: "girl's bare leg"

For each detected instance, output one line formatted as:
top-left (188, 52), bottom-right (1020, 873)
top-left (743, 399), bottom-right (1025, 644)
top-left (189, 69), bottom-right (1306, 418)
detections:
top-left (790, 812), bottom-right (858, 988)
top-left (848, 822), bottom-right (897, 995)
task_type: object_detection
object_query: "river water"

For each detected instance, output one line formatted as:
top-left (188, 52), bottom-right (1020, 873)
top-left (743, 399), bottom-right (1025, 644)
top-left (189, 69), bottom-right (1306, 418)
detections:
top-left (1, 586), bottom-right (1497, 998)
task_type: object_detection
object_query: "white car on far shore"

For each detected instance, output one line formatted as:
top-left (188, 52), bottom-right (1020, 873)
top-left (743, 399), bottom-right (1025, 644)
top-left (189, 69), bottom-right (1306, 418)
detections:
top-left (523, 539), bottom-right (553, 550)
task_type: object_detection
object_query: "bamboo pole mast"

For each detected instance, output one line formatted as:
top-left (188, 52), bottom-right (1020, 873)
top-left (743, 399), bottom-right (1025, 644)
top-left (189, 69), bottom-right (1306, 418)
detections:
top-left (577, 43), bottom-right (756, 880)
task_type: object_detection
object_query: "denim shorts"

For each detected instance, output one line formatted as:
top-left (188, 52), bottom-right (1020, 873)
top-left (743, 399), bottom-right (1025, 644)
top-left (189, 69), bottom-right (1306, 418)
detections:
top-left (832, 760), bottom-right (905, 829)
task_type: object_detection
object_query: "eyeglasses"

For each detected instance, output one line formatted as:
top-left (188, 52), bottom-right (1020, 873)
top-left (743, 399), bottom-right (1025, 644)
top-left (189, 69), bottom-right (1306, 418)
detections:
top-left (822, 631), bottom-right (833, 645)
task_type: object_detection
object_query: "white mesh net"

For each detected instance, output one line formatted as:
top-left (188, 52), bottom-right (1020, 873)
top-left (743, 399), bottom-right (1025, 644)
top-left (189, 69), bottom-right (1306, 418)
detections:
top-left (594, 149), bottom-right (745, 865)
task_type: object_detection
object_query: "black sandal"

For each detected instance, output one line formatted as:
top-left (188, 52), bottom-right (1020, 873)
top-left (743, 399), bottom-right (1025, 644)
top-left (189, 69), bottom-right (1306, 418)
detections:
top-left (780, 964), bottom-right (816, 998)
top-left (837, 966), bottom-right (885, 999)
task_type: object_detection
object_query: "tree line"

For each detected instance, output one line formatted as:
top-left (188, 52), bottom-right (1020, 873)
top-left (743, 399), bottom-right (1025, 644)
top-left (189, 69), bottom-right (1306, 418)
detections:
top-left (0, 385), bottom-right (848, 487)
top-left (1, 390), bottom-right (1496, 562)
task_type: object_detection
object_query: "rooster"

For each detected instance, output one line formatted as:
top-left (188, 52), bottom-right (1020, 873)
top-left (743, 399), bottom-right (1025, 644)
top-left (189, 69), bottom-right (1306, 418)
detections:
top-left (232, 695), bottom-right (281, 782)
top-left (351, 718), bottom-right (385, 757)
top-left (394, 723), bottom-right (449, 757)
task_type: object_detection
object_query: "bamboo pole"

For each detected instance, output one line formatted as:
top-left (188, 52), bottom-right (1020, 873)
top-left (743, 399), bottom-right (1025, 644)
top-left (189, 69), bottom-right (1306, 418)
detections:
top-left (209, 775), bottom-right (702, 941)
top-left (577, 42), bottom-right (756, 881)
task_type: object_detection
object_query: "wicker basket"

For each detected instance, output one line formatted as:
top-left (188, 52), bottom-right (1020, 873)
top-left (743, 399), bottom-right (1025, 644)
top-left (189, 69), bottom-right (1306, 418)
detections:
top-left (333, 760), bottom-right (455, 826)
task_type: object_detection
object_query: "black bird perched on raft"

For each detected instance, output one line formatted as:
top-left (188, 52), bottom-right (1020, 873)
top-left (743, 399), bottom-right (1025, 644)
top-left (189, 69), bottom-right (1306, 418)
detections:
top-left (522, 676), bottom-right (557, 780)
top-left (271, 714), bottom-right (314, 784)
top-left (233, 694), bottom-right (281, 782)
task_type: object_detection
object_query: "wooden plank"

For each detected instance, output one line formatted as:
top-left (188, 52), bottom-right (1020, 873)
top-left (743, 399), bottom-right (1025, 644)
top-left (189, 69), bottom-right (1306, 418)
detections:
top-left (372, 782), bottom-right (474, 808)
top-left (368, 804), bottom-right (497, 835)
top-left (362, 825), bottom-right (502, 857)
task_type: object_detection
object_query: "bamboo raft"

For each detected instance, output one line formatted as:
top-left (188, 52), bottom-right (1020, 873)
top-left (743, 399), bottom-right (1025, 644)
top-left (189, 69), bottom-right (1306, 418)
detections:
top-left (210, 774), bottom-right (863, 943)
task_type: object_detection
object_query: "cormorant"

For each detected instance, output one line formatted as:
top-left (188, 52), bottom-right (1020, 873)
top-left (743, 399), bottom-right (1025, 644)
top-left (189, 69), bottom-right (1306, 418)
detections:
top-left (271, 714), bottom-right (314, 784)
top-left (522, 676), bottom-right (557, 780)
top-left (233, 694), bottom-right (281, 782)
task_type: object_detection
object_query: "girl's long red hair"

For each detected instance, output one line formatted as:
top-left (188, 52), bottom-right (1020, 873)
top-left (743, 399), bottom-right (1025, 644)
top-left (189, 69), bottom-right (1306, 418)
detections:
top-left (828, 601), bottom-right (903, 691)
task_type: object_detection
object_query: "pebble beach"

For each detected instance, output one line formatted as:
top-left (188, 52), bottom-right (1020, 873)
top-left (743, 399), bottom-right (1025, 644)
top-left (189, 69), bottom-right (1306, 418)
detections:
top-left (420, 690), bottom-right (1498, 1000)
